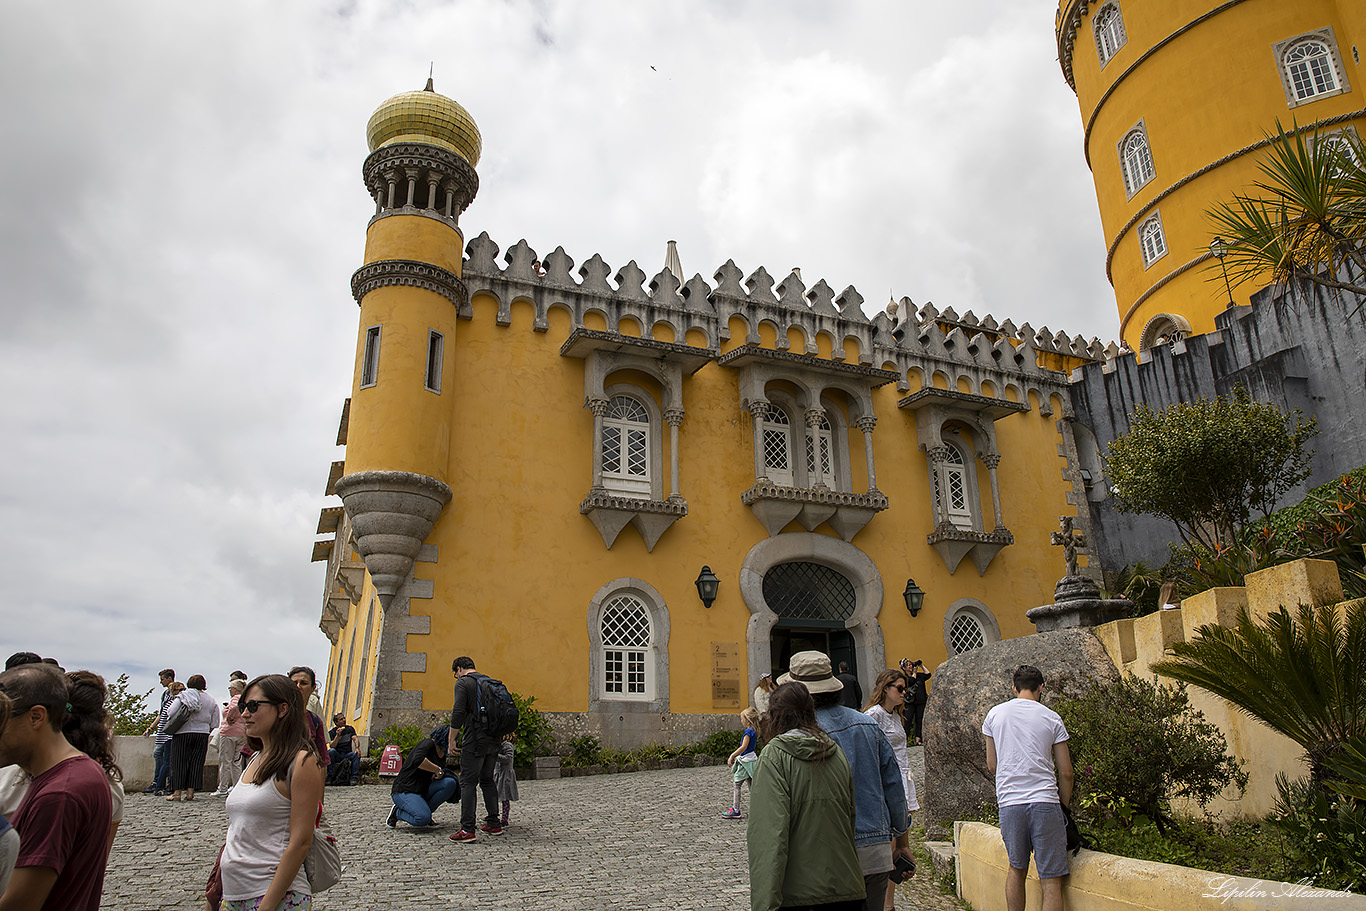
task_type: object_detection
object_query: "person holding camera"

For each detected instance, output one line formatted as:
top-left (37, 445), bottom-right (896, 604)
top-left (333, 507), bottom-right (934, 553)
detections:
top-left (899, 659), bottom-right (932, 746)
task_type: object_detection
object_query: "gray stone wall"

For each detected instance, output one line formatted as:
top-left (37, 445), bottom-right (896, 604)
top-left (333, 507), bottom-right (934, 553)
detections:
top-left (1069, 278), bottom-right (1366, 574)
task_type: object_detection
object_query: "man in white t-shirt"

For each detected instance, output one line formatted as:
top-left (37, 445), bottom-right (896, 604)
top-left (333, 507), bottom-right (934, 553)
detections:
top-left (981, 664), bottom-right (1074, 911)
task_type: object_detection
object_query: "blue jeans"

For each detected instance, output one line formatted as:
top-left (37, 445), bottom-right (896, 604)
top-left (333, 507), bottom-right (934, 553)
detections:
top-left (152, 740), bottom-right (171, 791)
top-left (391, 777), bottom-right (459, 826)
top-left (327, 750), bottom-right (360, 784)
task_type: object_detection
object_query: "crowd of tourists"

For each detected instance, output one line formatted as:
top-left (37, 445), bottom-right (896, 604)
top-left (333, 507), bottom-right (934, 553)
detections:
top-left (738, 653), bottom-right (1072, 911)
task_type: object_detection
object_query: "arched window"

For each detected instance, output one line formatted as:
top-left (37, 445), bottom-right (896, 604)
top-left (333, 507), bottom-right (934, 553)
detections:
top-left (932, 444), bottom-right (973, 530)
top-left (1283, 39), bottom-right (1339, 102)
top-left (805, 411), bottom-right (833, 487)
top-left (602, 394), bottom-right (651, 496)
top-left (943, 599), bottom-right (1002, 656)
top-left (1138, 213), bottom-right (1167, 267)
top-left (949, 612), bottom-right (986, 654)
top-left (762, 561), bottom-right (856, 623)
top-left (1120, 127), bottom-right (1155, 197)
top-left (600, 594), bottom-right (653, 700)
top-left (763, 407), bottom-right (794, 486)
top-left (1093, 4), bottom-right (1126, 66)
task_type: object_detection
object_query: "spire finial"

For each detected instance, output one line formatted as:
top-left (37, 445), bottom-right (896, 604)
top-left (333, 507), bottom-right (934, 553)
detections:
top-left (424, 63), bottom-right (434, 92)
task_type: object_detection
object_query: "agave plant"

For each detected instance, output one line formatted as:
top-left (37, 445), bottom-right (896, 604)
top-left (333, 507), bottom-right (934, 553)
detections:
top-left (1151, 598), bottom-right (1366, 784)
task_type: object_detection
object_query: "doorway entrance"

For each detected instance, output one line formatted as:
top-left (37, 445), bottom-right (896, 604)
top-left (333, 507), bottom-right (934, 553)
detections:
top-left (769, 623), bottom-right (856, 681)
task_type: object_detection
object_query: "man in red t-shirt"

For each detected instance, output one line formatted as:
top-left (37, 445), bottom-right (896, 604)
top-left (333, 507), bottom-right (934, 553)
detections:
top-left (0, 664), bottom-right (112, 911)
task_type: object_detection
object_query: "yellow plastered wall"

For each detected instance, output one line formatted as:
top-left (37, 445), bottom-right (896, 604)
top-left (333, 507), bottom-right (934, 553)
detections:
top-left (336, 290), bottom-right (1082, 718)
top-left (1061, 0), bottom-right (1365, 346)
top-left (322, 568), bottom-right (384, 736)
top-left (1092, 558), bottom-right (1345, 818)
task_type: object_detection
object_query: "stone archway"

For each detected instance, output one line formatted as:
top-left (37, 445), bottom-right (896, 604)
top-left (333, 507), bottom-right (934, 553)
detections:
top-left (738, 533), bottom-right (886, 698)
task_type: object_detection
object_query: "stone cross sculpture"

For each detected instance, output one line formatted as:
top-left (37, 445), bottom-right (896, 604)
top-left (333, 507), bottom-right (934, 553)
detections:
top-left (1050, 515), bottom-right (1086, 580)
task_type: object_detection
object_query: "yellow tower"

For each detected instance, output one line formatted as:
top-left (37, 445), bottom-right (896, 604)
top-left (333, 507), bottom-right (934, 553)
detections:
top-left (1056, 0), bottom-right (1365, 349)
top-left (336, 79), bottom-right (482, 607)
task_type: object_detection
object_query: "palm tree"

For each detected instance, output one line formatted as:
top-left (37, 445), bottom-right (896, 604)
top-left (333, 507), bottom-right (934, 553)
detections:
top-left (1207, 122), bottom-right (1366, 315)
top-left (1151, 599), bottom-right (1366, 784)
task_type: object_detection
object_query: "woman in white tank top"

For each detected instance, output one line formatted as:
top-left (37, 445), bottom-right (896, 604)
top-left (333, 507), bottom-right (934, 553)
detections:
top-left (217, 674), bottom-right (324, 911)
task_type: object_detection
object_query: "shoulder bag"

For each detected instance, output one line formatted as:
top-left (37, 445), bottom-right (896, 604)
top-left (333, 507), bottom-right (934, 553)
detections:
top-left (286, 755), bottom-right (343, 892)
top-left (162, 696), bottom-right (193, 735)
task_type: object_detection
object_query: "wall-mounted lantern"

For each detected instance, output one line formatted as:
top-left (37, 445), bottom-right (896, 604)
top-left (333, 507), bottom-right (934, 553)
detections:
top-left (902, 578), bottom-right (925, 617)
top-left (695, 565), bottom-right (720, 608)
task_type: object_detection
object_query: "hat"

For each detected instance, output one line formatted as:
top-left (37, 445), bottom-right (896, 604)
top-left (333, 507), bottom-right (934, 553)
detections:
top-left (777, 650), bottom-right (844, 694)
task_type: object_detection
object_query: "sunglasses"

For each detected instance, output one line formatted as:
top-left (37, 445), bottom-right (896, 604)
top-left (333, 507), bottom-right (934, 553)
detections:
top-left (892, 684), bottom-right (906, 692)
top-left (240, 699), bottom-right (281, 714)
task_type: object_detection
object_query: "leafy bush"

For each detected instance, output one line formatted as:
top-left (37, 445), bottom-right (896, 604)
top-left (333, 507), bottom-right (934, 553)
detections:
top-left (107, 674), bottom-right (157, 737)
top-left (682, 729), bottom-right (743, 759)
top-left (368, 723), bottom-right (425, 759)
top-left (1056, 675), bottom-right (1247, 834)
top-left (563, 734), bottom-right (603, 767)
top-left (510, 691), bottom-right (556, 767)
top-left (1273, 774), bottom-right (1366, 892)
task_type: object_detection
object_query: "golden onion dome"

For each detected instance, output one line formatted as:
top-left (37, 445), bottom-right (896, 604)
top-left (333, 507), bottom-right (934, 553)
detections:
top-left (366, 79), bottom-right (482, 167)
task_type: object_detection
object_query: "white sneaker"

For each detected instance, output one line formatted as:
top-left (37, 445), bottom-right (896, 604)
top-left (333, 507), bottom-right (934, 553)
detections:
top-left (209, 790), bottom-right (228, 797)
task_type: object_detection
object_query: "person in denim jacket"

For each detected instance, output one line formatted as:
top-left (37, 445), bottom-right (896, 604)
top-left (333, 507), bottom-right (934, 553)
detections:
top-left (781, 651), bottom-right (911, 911)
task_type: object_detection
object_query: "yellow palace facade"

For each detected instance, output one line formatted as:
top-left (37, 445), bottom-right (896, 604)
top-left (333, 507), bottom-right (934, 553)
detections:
top-left (312, 82), bottom-right (1107, 746)
top-left (1056, 0), bottom-right (1365, 350)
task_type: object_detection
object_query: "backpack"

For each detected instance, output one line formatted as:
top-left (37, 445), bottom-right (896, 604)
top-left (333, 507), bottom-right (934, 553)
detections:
top-left (473, 674), bottom-right (520, 738)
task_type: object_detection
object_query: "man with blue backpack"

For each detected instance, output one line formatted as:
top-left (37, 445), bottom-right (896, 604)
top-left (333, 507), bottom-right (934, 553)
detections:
top-left (447, 656), bottom-right (519, 844)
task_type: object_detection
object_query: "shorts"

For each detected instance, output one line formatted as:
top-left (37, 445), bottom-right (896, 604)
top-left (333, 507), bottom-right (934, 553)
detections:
top-left (999, 802), bottom-right (1069, 879)
top-left (732, 754), bottom-right (758, 783)
top-left (223, 892), bottom-right (312, 911)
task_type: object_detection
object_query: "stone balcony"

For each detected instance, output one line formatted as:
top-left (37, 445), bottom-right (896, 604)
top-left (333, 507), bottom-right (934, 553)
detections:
top-left (580, 489), bottom-right (688, 551)
top-left (925, 523), bottom-right (1014, 575)
top-left (740, 481), bottom-right (889, 541)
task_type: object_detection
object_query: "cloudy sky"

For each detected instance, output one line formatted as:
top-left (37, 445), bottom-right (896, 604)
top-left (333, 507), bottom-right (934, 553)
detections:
top-left (0, 1), bottom-right (1112, 707)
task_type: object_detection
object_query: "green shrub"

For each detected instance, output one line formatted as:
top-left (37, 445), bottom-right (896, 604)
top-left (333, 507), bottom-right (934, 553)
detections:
top-left (107, 674), bottom-right (157, 737)
top-left (510, 691), bottom-right (555, 767)
top-left (1056, 675), bottom-right (1247, 834)
top-left (563, 734), bottom-right (603, 767)
top-left (685, 729), bottom-right (743, 758)
top-left (368, 723), bottom-right (425, 759)
top-left (1272, 774), bottom-right (1366, 892)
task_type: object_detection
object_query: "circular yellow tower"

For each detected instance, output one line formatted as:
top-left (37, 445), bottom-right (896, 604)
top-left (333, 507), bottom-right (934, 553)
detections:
top-left (336, 79), bottom-right (482, 607)
top-left (1056, 0), bottom-right (1365, 349)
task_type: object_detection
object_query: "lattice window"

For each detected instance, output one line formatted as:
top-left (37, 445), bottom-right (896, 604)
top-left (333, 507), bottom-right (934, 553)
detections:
top-left (763, 408), bottom-right (794, 486)
top-left (949, 612), bottom-right (987, 655)
top-left (932, 444), bottom-right (973, 529)
top-left (1139, 214), bottom-right (1167, 267)
top-left (1093, 4), bottom-right (1126, 66)
top-left (1120, 128), bottom-right (1155, 197)
top-left (1284, 39), bottom-right (1339, 101)
top-left (804, 412), bottom-right (833, 487)
top-left (602, 394), bottom-right (651, 496)
top-left (762, 561), bottom-right (856, 622)
top-left (601, 595), bottom-right (652, 698)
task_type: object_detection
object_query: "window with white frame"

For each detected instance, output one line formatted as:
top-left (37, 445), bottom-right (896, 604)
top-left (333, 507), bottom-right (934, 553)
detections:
top-left (601, 395), bottom-right (651, 497)
top-left (360, 325), bottom-right (381, 388)
top-left (1093, 3), bottom-right (1126, 66)
top-left (600, 594), bottom-right (653, 700)
top-left (805, 411), bottom-right (833, 487)
top-left (932, 444), bottom-right (973, 530)
top-left (942, 598), bottom-right (1002, 656)
top-left (1281, 37), bottom-right (1341, 103)
top-left (424, 330), bottom-right (444, 393)
top-left (1139, 213), bottom-right (1167, 267)
top-left (1119, 126), bottom-right (1156, 197)
top-left (763, 408), bottom-right (795, 486)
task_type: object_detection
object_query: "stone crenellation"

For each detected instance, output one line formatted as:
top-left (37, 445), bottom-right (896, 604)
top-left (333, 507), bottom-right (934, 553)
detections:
top-left (460, 233), bottom-right (1112, 409)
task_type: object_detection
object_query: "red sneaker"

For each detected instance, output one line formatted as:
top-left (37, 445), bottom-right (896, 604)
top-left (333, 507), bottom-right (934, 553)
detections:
top-left (479, 824), bottom-right (503, 836)
top-left (450, 830), bottom-right (477, 843)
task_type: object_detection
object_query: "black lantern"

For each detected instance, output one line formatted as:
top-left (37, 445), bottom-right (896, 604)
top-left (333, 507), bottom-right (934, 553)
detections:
top-left (695, 565), bottom-right (720, 608)
top-left (902, 578), bottom-right (925, 617)
top-left (1210, 236), bottom-right (1236, 309)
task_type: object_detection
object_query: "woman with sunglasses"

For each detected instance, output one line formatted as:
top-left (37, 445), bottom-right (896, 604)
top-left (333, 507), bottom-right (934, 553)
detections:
top-left (864, 669), bottom-right (920, 911)
top-left (216, 674), bottom-right (323, 911)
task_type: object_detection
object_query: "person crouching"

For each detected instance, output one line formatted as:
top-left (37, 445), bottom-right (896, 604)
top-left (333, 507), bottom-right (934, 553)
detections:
top-left (385, 726), bottom-right (459, 829)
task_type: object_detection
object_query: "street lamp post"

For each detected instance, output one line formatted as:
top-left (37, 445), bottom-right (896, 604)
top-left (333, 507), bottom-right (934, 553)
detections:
top-left (1210, 236), bottom-right (1236, 309)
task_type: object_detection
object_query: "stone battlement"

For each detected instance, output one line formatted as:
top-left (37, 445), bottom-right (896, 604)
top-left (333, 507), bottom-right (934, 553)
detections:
top-left (461, 233), bottom-right (1111, 406)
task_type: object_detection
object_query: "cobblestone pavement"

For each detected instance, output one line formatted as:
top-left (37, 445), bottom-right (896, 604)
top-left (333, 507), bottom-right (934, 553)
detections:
top-left (104, 748), bottom-right (966, 910)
